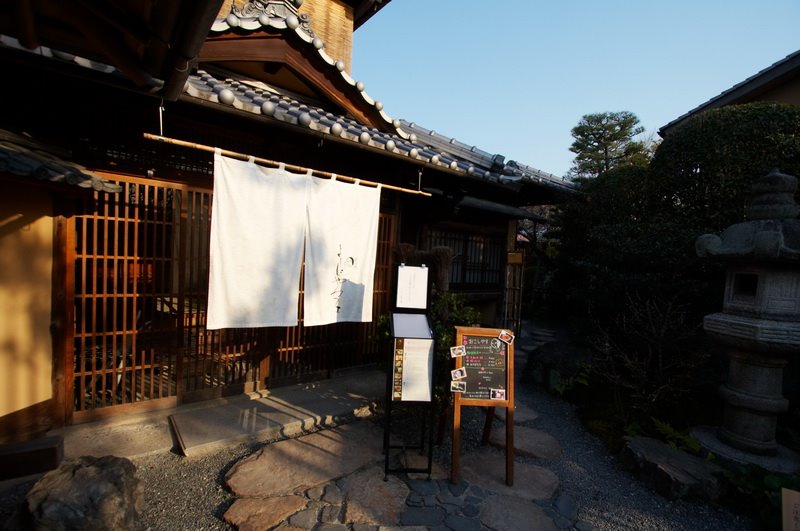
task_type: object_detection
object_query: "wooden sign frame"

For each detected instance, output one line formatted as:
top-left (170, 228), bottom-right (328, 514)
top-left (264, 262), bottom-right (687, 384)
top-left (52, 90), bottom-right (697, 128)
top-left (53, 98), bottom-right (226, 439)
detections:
top-left (450, 326), bottom-right (514, 485)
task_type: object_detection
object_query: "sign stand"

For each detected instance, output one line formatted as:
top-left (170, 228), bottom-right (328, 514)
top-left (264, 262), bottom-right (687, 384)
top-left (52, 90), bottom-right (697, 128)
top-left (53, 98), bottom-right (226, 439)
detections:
top-left (450, 326), bottom-right (515, 486)
top-left (384, 264), bottom-right (435, 479)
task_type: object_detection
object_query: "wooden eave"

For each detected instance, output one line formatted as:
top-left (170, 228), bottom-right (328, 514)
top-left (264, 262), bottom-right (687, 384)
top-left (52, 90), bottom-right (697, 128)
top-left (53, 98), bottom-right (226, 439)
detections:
top-left (350, 0), bottom-right (392, 29)
top-left (199, 32), bottom-right (388, 131)
top-left (0, 0), bottom-right (223, 101)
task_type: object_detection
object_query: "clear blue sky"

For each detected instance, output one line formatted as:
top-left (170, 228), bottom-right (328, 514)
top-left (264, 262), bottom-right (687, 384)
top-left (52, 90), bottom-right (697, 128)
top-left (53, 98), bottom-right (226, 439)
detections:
top-left (352, 1), bottom-right (799, 178)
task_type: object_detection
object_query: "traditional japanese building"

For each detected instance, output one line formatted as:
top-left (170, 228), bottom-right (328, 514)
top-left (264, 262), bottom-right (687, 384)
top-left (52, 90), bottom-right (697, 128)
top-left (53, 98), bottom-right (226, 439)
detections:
top-left (0, 0), bottom-right (574, 445)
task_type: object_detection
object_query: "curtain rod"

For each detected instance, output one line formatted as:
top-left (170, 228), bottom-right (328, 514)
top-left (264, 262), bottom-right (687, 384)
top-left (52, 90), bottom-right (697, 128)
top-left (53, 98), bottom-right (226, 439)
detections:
top-left (143, 133), bottom-right (432, 197)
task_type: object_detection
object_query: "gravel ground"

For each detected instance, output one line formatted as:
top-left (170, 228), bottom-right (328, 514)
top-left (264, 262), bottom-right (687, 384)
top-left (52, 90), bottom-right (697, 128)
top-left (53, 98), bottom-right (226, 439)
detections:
top-left (513, 379), bottom-right (756, 531)
top-left (1, 381), bottom-right (755, 531)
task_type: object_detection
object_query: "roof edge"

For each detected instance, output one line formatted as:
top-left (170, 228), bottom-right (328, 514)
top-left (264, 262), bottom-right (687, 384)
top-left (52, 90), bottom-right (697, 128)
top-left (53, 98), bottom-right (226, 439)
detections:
top-left (659, 49), bottom-right (800, 137)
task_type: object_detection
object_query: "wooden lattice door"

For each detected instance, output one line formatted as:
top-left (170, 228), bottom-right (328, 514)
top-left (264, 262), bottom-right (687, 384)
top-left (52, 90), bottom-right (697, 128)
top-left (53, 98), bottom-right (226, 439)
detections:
top-left (72, 175), bottom-right (181, 417)
top-left (71, 174), bottom-right (261, 417)
top-left (70, 173), bottom-right (396, 415)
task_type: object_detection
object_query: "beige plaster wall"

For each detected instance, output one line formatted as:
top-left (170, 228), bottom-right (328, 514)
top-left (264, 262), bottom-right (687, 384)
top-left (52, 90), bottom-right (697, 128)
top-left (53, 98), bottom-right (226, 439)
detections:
top-left (0, 186), bottom-right (53, 417)
top-left (300, 0), bottom-right (354, 72)
top-left (218, 0), bottom-right (355, 72)
top-left (758, 77), bottom-right (800, 106)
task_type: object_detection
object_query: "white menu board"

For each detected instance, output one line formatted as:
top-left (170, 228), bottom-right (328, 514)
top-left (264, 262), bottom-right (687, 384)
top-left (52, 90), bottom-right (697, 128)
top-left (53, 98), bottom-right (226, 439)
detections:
top-left (395, 265), bottom-right (428, 309)
top-left (392, 338), bottom-right (434, 402)
top-left (391, 313), bottom-right (432, 339)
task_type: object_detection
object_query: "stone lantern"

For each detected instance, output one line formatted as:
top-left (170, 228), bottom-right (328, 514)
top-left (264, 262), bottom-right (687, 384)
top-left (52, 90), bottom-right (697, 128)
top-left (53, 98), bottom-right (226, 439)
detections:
top-left (695, 169), bottom-right (800, 470)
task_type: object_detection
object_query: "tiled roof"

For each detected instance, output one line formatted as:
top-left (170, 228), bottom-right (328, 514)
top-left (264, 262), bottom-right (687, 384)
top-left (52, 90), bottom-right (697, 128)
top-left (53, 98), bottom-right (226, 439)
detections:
top-left (185, 70), bottom-right (573, 194)
top-left (206, 3), bottom-right (573, 194)
top-left (0, 34), bottom-right (161, 90)
top-left (1, 4), bottom-right (575, 197)
top-left (0, 129), bottom-right (122, 193)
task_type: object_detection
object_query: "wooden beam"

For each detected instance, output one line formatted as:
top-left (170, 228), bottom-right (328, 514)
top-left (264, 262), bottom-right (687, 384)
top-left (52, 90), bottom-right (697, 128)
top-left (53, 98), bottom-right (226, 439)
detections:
top-left (47, 3), bottom-right (156, 87)
top-left (13, 0), bottom-right (38, 49)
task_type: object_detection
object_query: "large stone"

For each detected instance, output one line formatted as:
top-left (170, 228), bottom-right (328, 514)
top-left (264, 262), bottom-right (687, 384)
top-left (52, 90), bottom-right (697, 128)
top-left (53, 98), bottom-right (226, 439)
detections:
top-left (24, 455), bottom-right (143, 530)
top-left (339, 465), bottom-right (409, 525)
top-left (223, 495), bottom-right (306, 531)
top-left (620, 436), bottom-right (727, 501)
top-left (459, 450), bottom-right (559, 501)
top-left (481, 494), bottom-right (556, 531)
top-left (489, 424), bottom-right (562, 459)
top-left (224, 422), bottom-right (383, 497)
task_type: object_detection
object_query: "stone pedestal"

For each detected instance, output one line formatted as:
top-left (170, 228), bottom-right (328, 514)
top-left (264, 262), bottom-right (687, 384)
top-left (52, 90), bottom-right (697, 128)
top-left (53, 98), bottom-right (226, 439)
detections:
top-left (716, 349), bottom-right (787, 454)
top-left (691, 425), bottom-right (800, 475)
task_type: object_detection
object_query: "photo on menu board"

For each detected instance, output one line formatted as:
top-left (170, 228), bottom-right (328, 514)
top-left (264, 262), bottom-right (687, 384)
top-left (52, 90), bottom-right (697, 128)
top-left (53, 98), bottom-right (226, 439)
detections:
top-left (450, 345), bottom-right (466, 358)
top-left (451, 381), bottom-right (466, 393)
top-left (451, 367), bottom-right (467, 380)
top-left (499, 329), bottom-right (515, 344)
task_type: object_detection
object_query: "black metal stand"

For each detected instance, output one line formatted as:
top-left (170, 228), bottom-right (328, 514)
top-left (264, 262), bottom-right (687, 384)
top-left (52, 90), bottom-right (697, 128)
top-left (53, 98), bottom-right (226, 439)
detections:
top-left (383, 376), bottom-right (435, 480)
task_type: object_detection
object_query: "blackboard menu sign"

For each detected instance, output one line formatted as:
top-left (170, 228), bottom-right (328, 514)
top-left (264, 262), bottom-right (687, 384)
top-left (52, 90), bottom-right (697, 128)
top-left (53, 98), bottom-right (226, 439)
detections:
top-left (452, 326), bottom-right (513, 407)
top-left (451, 326), bottom-right (515, 486)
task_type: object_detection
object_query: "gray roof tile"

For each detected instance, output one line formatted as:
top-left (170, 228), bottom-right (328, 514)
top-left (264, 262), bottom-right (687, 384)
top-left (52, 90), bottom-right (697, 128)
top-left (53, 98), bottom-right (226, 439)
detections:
top-left (0, 130), bottom-right (122, 193)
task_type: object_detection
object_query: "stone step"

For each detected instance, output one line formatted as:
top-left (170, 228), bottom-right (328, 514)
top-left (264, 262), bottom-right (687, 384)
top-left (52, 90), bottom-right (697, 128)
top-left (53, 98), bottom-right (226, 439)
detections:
top-left (481, 494), bottom-right (557, 531)
top-left (494, 403), bottom-right (539, 424)
top-left (620, 436), bottom-right (726, 501)
top-left (459, 449), bottom-right (559, 501)
top-left (488, 425), bottom-right (562, 460)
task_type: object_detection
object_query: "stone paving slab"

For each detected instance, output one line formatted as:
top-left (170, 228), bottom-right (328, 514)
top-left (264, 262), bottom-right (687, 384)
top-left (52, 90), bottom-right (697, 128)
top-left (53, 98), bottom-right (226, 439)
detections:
top-left (340, 465), bottom-right (409, 525)
top-left (169, 370), bottom-right (383, 456)
top-left (400, 451), bottom-right (449, 480)
top-left (224, 421), bottom-right (384, 497)
top-left (222, 418), bottom-right (571, 530)
top-left (481, 494), bottom-right (557, 531)
top-left (223, 495), bottom-right (306, 531)
top-left (494, 402), bottom-right (539, 424)
top-left (489, 424), bottom-right (562, 459)
top-left (460, 450), bottom-right (559, 501)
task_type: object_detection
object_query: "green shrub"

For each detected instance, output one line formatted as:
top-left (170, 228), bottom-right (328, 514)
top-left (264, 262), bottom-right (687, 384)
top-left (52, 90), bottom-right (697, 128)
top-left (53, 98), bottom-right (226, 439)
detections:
top-left (649, 102), bottom-right (800, 231)
top-left (723, 465), bottom-right (800, 530)
top-left (428, 290), bottom-right (481, 405)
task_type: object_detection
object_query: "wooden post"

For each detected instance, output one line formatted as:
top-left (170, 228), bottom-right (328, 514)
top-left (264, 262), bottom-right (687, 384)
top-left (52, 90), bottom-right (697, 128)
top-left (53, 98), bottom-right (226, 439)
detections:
top-left (451, 392), bottom-right (462, 484)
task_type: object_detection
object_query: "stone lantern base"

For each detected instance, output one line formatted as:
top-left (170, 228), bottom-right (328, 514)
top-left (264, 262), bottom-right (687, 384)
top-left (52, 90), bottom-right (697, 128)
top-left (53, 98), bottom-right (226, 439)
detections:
top-left (691, 425), bottom-right (800, 475)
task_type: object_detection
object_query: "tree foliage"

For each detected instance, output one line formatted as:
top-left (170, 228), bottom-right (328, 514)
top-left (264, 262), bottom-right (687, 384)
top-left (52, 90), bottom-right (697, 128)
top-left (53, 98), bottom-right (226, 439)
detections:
top-left (568, 111), bottom-right (648, 178)
top-left (553, 101), bottom-right (800, 326)
top-left (648, 102), bottom-right (800, 231)
top-left (547, 102), bottom-right (800, 427)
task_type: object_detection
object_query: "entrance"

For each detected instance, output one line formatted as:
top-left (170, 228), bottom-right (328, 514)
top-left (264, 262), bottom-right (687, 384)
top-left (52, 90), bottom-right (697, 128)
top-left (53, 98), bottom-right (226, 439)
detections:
top-left (71, 174), bottom-right (257, 420)
top-left (69, 173), bottom-right (395, 420)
